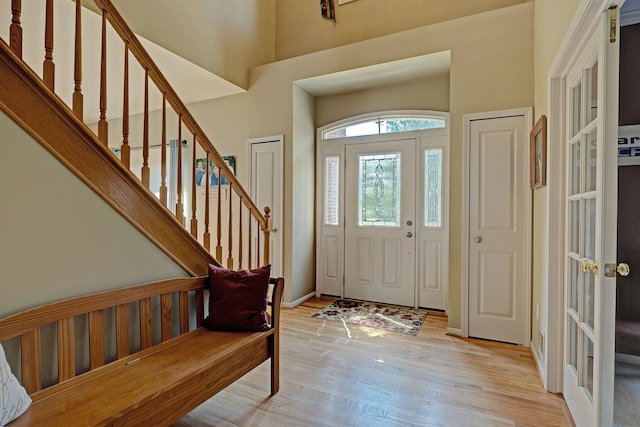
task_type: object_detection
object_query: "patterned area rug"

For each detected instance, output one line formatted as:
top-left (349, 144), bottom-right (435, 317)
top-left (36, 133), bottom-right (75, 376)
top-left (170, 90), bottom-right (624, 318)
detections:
top-left (311, 299), bottom-right (428, 336)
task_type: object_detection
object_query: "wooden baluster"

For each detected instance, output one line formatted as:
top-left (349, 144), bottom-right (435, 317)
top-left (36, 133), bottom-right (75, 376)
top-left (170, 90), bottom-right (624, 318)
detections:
top-left (160, 293), bottom-right (172, 342)
top-left (238, 197), bottom-right (243, 270)
top-left (88, 310), bottom-right (104, 369)
top-left (141, 69), bottom-right (150, 188)
top-left (21, 329), bottom-right (41, 393)
top-left (139, 298), bottom-right (152, 350)
top-left (190, 134), bottom-right (197, 238)
top-left (98, 9), bottom-right (108, 147)
top-left (216, 164), bottom-right (223, 261)
top-left (115, 304), bottom-right (129, 359)
top-left (175, 115), bottom-right (184, 224)
top-left (248, 209), bottom-right (253, 270)
top-left (43, 0), bottom-right (55, 91)
top-left (10, 0), bottom-right (22, 58)
top-left (73, 0), bottom-right (83, 120)
top-left (159, 96), bottom-right (168, 206)
top-left (120, 43), bottom-right (130, 168)
top-left (227, 181), bottom-right (234, 269)
top-left (256, 218), bottom-right (260, 269)
top-left (203, 152), bottom-right (211, 251)
top-left (58, 318), bottom-right (75, 381)
top-left (263, 206), bottom-right (271, 266)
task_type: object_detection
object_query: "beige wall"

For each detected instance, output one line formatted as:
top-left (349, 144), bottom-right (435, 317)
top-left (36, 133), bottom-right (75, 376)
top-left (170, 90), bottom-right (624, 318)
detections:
top-left (315, 74), bottom-right (451, 127)
top-left (275, 0), bottom-right (531, 60)
top-left (530, 0), bottom-right (580, 360)
top-left (164, 3), bottom-right (534, 312)
top-left (0, 112), bottom-right (187, 318)
top-left (106, 0), bottom-right (276, 89)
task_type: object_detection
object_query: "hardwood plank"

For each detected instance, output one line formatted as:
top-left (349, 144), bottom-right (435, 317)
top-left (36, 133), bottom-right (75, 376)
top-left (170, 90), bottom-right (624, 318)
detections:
top-left (173, 297), bottom-right (575, 427)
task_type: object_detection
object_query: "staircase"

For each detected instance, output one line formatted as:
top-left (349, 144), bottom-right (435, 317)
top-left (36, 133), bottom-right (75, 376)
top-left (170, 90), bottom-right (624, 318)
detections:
top-left (0, 0), bottom-right (272, 276)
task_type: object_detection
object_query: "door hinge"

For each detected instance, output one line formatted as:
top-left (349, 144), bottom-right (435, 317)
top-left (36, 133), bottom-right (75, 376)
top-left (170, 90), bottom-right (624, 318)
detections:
top-left (610, 6), bottom-right (618, 44)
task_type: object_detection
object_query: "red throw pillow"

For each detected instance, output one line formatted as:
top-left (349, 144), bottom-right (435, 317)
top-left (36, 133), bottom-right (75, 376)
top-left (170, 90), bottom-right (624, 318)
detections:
top-left (204, 263), bottom-right (271, 332)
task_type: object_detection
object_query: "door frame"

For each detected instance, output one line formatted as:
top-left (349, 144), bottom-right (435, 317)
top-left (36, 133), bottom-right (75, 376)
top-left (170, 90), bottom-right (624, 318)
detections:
top-left (545, 0), bottom-right (623, 400)
top-left (247, 134), bottom-right (284, 276)
top-left (461, 107), bottom-right (533, 345)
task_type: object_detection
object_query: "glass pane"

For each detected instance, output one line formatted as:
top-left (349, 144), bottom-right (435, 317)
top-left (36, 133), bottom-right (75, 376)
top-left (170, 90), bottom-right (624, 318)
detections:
top-left (358, 153), bottom-right (401, 227)
top-left (587, 61), bottom-right (598, 123)
top-left (571, 82), bottom-right (582, 137)
top-left (570, 141), bottom-right (581, 195)
top-left (569, 200), bottom-right (580, 254)
top-left (586, 129), bottom-right (598, 192)
top-left (424, 149), bottom-right (443, 228)
top-left (322, 116), bottom-right (446, 139)
top-left (570, 258), bottom-right (580, 312)
top-left (324, 156), bottom-right (340, 226)
top-left (583, 198), bottom-right (596, 259)
top-left (584, 267), bottom-right (595, 329)
top-left (569, 318), bottom-right (578, 373)
top-left (582, 334), bottom-right (594, 402)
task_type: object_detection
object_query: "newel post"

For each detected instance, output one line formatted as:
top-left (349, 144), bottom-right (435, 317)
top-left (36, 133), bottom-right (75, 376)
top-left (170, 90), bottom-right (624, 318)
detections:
top-left (263, 207), bottom-right (271, 266)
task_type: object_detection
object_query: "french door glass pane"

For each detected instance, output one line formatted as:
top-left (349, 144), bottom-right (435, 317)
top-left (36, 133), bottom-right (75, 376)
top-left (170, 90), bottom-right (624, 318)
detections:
top-left (570, 258), bottom-right (580, 312)
top-left (424, 149), bottom-right (443, 228)
top-left (586, 129), bottom-right (598, 192)
top-left (584, 198), bottom-right (596, 259)
top-left (571, 83), bottom-right (582, 138)
top-left (584, 267), bottom-right (595, 329)
top-left (358, 153), bottom-right (401, 227)
top-left (587, 61), bottom-right (598, 124)
top-left (569, 200), bottom-right (580, 254)
top-left (582, 333), bottom-right (594, 402)
top-left (569, 318), bottom-right (578, 372)
top-left (570, 141), bottom-right (581, 196)
top-left (324, 156), bottom-right (340, 226)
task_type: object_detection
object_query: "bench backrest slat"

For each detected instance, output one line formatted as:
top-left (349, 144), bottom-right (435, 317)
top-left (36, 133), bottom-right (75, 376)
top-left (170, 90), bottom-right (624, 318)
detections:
top-left (21, 329), bottom-right (41, 394)
top-left (179, 291), bottom-right (189, 334)
top-left (58, 318), bottom-right (75, 382)
top-left (140, 298), bottom-right (153, 350)
top-left (161, 293), bottom-right (173, 342)
top-left (116, 304), bottom-right (130, 359)
top-left (89, 310), bottom-right (105, 369)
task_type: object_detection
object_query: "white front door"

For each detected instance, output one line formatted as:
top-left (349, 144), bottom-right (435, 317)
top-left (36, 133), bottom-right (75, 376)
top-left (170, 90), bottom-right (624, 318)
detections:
top-left (468, 114), bottom-right (529, 345)
top-left (562, 10), bottom-right (619, 425)
top-left (248, 136), bottom-right (283, 277)
top-left (344, 139), bottom-right (416, 307)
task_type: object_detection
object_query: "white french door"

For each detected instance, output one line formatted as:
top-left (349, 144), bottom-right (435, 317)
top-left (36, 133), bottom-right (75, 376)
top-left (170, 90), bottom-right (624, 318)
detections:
top-left (562, 8), bottom-right (619, 426)
top-left (344, 139), bottom-right (416, 307)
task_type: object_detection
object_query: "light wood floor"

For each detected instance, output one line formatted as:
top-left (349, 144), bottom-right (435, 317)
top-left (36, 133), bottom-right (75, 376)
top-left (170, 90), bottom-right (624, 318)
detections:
top-left (173, 297), bottom-right (574, 427)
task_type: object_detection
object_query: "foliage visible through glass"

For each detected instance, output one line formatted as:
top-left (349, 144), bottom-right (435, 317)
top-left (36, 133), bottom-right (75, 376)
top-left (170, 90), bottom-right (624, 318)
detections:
top-left (424, 149), bottom-right (442, 228)
top-left (324, 156), bottom-right (340, 225)
top-left (358, 153), bottom-right (400, 227)
top-left (323, 116), bottom-right (445, 140)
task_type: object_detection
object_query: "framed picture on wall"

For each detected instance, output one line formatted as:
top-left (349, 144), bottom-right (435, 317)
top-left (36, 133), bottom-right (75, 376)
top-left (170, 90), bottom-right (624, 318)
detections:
top-left (530, 115), bottom-right (547, 189)
top-left (195, 155), bottom-right (236, 187)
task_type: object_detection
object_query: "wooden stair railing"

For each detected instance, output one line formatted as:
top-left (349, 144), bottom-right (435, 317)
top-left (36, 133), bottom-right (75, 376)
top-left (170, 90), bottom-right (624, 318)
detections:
top-left (2, 0), bottom-right (272, 271)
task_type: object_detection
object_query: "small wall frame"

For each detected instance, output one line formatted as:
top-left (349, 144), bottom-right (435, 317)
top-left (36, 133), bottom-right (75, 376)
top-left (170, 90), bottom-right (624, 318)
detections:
top-left (530, 115), bottom-right (547, 189)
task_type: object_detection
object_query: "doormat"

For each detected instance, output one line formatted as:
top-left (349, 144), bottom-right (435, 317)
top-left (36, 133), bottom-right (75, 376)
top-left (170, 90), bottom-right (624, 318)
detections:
top-left (311, 299), bottom-right (428, 336)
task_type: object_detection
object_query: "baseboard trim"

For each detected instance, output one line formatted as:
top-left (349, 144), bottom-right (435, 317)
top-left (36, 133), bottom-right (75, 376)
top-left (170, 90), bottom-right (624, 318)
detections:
top-left (283, 291), bottom-right (315, 308)
top-left (616, 352), bottom-right (640, 366)
top-left (530, 346), bottom-right (545, 387)
top-left (446, 327), bottom-right (462, 337)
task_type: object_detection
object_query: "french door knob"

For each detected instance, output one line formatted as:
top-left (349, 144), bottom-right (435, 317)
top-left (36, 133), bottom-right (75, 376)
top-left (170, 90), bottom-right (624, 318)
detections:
top-left (406, 232), bottom-right (413, 238)
top-left (473, 236), bottom-right (482, 243)
top-left (617, 262), bottom-right (630, 277)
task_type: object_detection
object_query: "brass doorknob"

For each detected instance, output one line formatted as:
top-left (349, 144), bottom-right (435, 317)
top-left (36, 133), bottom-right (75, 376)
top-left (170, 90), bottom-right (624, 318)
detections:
top-left (582, 260), bottom-right (599, 275)
top-left (617, 262), bottom-right (630, 277)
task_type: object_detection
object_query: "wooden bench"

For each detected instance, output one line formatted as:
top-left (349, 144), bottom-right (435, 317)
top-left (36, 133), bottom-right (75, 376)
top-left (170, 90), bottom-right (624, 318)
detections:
top-left (0, 275), bottom-right (284, 426)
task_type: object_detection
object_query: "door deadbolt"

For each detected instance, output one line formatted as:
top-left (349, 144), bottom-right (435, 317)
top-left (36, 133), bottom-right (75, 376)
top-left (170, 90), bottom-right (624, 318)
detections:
top-left (406, 232), bottom-right (413, 238)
